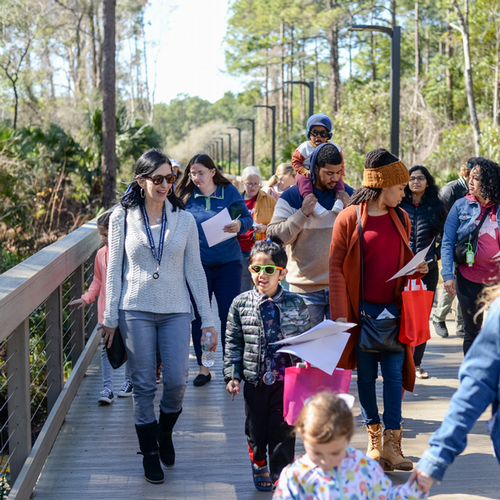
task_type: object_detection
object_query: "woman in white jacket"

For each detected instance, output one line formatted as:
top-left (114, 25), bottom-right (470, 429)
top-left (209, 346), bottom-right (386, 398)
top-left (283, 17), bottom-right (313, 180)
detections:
top-left (100, 149), bottom-right (217, 484)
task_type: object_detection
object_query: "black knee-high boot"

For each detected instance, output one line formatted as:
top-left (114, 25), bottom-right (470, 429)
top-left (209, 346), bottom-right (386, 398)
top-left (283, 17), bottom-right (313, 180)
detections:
top-left (135, 421), bottom-right (164, 484)
top-left (158, 408), bottom-right (182, 467)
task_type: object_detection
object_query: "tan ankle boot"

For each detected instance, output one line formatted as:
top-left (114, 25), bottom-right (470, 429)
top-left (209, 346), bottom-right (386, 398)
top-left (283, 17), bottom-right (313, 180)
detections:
top-left (365, 423), bottom-right (383, 462)
top-left (379, 429), bottom-right (413, 471)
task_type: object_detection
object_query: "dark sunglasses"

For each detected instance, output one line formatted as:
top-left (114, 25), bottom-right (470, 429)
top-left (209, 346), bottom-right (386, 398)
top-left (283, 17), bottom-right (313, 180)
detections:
top-left (310, 129), bottom-right (330, 138)
top-left (249, 264), bottom-right (284, 276)
top-left (145, 174), bottom-right (177, 185)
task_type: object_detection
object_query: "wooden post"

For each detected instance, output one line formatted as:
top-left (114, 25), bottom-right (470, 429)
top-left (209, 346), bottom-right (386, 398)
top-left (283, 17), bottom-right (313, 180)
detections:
top-left (45, 286), bottom-right (63, 413)
top-left (70, 264), bottom-right (85, 363)
top-left (7, 319), bottom-right (31, 484)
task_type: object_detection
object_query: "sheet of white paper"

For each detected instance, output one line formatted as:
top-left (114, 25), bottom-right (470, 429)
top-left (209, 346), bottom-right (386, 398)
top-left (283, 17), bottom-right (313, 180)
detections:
top-left (377, 308), bottom-right (395, 319)
top-left (387, 237), bottom-right (435, 281)
top-left (201, 208), bottom-right (237, 248)
top-left (277, 332), bottom-right (351, 375)
top-left (272, 319), bottom-right (356, 346)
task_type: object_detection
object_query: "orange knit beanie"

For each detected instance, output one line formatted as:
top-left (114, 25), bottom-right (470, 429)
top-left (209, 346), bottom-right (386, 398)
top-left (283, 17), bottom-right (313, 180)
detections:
top-left (362, 160), bottom-right (409, 188)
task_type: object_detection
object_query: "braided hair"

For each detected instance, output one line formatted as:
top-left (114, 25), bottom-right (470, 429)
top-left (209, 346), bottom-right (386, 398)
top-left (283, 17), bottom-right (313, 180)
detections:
top-left (348, 148), bottom-right (407, 228)
top-left (120, 148), bottom-right (185, 211)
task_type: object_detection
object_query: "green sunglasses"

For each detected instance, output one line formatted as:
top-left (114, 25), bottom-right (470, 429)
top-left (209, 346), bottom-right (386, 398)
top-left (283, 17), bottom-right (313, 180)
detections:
top-left (248, 264), bottom-right (284, 276)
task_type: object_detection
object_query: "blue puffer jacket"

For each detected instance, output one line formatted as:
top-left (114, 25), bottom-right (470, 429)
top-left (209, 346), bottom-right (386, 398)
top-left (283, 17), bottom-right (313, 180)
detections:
top-left (441, 197), bottom-right (500, 282)
top-left (417, 296), bottom-right (500, 480)
top-left (223, 286), bottom-right (311, 385)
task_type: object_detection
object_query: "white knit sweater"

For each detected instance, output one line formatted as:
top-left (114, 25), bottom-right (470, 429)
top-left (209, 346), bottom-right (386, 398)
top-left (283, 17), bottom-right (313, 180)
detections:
top-left (103, 202), bottom-right (213, 329)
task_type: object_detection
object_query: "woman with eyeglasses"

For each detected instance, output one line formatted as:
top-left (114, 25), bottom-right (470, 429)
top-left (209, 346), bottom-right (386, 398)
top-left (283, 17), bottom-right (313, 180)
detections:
top-left (175, 154), bottom-right (253, 386)
top-left (238, 166), bottom-right (277, 292)
top-left (441, 157), bottom-right (500, 355)
top-left (100, 149), bottom-right (217, 484)
top-left (400, 166), bottom-right (446, 379)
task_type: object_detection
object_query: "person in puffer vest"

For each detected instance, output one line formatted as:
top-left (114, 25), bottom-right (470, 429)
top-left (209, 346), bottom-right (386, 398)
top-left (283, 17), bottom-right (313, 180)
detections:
top-left (224, 237), bottom-right (310, 491)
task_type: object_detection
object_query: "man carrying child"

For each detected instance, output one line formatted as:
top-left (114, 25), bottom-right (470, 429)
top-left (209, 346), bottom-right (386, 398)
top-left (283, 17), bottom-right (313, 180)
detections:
top-left (268, 142), bottom-right (352, 326)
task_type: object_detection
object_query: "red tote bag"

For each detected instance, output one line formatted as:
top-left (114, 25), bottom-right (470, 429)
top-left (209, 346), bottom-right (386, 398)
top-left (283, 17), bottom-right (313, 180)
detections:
top-left (283, 363), bottom-right (352, 425)
top-left (399, 278), bottom-right (433, 347)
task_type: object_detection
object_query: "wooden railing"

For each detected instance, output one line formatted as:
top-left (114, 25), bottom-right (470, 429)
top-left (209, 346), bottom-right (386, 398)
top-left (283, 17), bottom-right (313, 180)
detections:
top-left (0, 218), bottom-right (102, 500)
top-left (0, 175), bottom-right (249, 498)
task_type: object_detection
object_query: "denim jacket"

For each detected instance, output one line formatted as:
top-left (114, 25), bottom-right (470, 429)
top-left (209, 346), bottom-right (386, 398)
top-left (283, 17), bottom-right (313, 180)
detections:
top-left (441, 197), bottom-right (500, 282)
top-left (417, 296), bottom-right (500, 481)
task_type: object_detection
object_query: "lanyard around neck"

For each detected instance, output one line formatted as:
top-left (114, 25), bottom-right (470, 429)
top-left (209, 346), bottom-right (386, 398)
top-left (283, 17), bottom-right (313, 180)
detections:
top-left (140, 204), bottom-right (167, 279)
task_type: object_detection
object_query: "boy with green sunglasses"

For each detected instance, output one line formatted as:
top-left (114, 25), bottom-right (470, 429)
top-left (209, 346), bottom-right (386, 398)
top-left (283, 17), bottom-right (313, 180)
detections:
top-left (224, 237), bottom-right (311, 491)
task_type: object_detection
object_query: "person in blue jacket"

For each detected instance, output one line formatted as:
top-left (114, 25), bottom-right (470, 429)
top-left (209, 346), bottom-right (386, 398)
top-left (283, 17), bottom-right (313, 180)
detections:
top-left (414, 282), bottom-right (500, 491)
top-left (176, 154), bottom-right (253, 386)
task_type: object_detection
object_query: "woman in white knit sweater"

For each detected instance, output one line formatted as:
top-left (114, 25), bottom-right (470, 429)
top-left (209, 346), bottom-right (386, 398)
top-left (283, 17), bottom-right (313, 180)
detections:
top-left (100, 149), bottom-right (217, 484)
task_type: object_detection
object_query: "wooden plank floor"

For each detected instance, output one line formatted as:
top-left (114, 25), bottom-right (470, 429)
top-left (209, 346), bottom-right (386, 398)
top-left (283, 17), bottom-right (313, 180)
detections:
top-left (32, 300), bottom-right (500, 500)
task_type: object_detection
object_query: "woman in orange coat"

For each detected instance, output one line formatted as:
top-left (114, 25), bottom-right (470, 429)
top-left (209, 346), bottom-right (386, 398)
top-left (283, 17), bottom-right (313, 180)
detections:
top-left (329, 148), bottom-right (428, 473)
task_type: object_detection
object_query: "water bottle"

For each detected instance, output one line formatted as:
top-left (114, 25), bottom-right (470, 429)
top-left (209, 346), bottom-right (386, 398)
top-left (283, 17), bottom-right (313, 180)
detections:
top-left (201, 332), bottom-right (215, 367)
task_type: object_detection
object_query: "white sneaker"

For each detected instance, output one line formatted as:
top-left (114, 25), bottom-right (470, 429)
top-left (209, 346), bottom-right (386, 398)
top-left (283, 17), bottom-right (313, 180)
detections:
top-left (98, 388), bottom-right (114, 404)
top-left (332, 199), bottom-right (344, 214)
top-left (312, 203), bottom-right (328, 217)
top-left (118, 380), bottom-right (133, 397)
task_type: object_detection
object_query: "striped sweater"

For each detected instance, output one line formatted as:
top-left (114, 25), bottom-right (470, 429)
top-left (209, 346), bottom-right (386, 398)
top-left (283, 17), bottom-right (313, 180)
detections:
top-left (267, 184), bottom-right (352, 294)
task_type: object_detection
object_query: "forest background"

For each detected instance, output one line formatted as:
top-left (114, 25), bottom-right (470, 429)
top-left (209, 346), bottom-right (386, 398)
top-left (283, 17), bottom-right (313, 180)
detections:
top-left (1, 0), bottom-right (500, 273)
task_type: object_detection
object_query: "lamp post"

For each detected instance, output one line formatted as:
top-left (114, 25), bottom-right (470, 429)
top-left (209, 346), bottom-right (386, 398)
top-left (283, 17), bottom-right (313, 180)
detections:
top-left (284, 80), bottom-right (314, 118)
top-left (214, 139), bottom-right (219, 164)
top-left (220, 132), bottom-right (232, 174)
top-left (348, 24), bottom-right (401, 157)
top-left (228, 127), bottom-right (242, 175)
top-left (216, 137), bottom-right (224, 169)
top-left (253, 105), bottom-right (276, 175)
top-left (238, 118), bottom-right (255, 166)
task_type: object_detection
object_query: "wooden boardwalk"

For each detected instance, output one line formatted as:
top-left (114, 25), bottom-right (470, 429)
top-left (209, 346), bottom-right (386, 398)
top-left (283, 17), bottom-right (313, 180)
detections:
top-left (32, 305), bottom-right (499, 500)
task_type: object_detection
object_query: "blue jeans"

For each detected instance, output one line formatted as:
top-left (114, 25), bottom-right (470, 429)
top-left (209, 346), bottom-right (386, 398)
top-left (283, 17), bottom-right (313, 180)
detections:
top-left (119, 310), bottom-right (191, 426)
top-left (299, 289), bottom-right (330, 327)
top-left (191, 260), bottom-right (242, 365)
top-left (356, 301), bottom-right (404, 430)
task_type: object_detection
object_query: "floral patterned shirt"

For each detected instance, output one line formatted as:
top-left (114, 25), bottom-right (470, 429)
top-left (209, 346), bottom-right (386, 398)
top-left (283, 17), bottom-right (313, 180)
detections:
top-left (273, 447), bottom-right (427, 500)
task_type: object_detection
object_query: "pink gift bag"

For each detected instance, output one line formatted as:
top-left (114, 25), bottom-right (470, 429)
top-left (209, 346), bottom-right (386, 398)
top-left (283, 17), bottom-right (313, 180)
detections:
top-left (283, 363), bottom-right (352, 425)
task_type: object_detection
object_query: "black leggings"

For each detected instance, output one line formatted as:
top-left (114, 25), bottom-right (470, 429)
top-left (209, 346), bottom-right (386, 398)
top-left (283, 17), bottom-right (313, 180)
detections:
top-left (413, 265), bottom-right (439, 367)
top-left (456, 269), bottom-right (486, 355)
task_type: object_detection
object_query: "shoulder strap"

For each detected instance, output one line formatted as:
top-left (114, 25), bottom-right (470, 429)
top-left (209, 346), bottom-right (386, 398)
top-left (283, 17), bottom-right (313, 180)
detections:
top-left (122, 208), bottom-right (127, 280)
top-left (356, 206), bottom-right (365, 317)
top-left (473, 206), bottom-right (492, 235)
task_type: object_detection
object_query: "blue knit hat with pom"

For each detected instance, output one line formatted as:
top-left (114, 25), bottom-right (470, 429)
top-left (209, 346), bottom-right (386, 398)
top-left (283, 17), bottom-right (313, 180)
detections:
top-left (307, 113), bottom-right (332, 139)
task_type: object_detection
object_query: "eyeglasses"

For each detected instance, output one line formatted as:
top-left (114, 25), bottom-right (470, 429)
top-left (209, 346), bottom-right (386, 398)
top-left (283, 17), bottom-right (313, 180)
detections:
top-left (409, 176), bottom-right (426, 183)
top-left (189, 172), bottom-right (207, 180)
top-left (145, 174), bottom-right (177, 185)
top-left (310, 129), bottom-right (330, 138)
top-left (248, 264), bottom-right (284, 275)
top-left (244, 182), bottom-right (260, 188)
